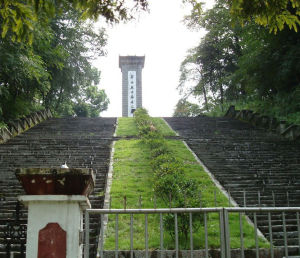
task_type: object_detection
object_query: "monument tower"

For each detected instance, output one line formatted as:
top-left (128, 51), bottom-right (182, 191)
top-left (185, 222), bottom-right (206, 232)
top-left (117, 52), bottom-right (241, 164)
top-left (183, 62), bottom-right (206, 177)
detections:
top-left (119, 56), bottom-right (145, 117)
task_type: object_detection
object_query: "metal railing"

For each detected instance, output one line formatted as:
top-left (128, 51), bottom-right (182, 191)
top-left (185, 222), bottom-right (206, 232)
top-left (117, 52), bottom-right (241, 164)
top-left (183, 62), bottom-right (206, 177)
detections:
top-left (84, 207), bottom-right (300, 258)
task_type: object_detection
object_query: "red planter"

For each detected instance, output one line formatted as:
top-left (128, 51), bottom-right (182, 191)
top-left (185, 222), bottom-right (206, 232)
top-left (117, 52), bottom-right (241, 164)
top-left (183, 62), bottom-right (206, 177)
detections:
top-left (16, 168), bottom-right (95, 196)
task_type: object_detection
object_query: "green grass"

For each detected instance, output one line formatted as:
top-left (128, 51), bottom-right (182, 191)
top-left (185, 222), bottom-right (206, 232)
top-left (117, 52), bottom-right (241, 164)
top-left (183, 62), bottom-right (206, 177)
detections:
top-left (116, 117), bottom-right (176, 136)
top-left (151, 118), bottom-right (176, 136)
top-left (105, 139), bottom-right (269, 250)
top-left (116, 118), bottom-right (139, 136)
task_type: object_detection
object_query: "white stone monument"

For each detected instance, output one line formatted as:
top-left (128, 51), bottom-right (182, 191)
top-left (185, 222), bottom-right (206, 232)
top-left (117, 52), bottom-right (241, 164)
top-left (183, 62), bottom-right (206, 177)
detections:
top-left (16, 168), bottom-right (94, 258)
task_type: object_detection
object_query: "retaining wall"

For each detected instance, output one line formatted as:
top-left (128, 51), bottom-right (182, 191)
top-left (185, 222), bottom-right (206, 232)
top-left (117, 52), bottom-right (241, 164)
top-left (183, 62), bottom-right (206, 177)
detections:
top-left (225, 106), bottom-right (300, 141)
top-left (0, 109), bottom-right (53, 144)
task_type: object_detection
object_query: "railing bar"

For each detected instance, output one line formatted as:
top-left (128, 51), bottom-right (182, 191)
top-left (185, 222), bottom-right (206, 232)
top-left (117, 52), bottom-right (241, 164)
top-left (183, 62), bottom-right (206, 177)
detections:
top-left (145, 214), bottom-right (149, 258)
top-left (130, 214), bottom-right (133, 258)
top-left (254, 212), bottom-right (259, 258)
top-left (219, 210), bottom-right (226, 258)
top-left (100, 214), bottom-right (104, 258)
top-left (239, 212), bottom-right (244, 258)
top-left (268, 212), bottom-right (274, 258)
top-left (160, 213), bottom-right (164, 258)
top-left (283, 212), bottom-right (288, 258)
top-left (84, 210), bottom-right (89, 258)
top-left (87, 207), bottom-right (300, 214)
top-left (224, 207), bottom-right (300, 212)
top-left (175, 213), bottom-right (179, 258)
top-left (189, 213), bottom-right (193, 258)
top-left (115, 214), bottom-right (118, 258)
top-left (243, 190), bottom-right (246, 207)
top-left (224, 209), bottom-right (231, 258)
top-left (204, 212), bottom-right (208, 258)
top-left (297, 212), bottom-right (300, 255)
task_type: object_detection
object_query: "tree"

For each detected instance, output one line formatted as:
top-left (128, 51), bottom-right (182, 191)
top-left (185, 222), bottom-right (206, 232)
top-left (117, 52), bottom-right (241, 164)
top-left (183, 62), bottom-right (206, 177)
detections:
top-left (173, 99), bottom-right (202, 117)
top-left (229, 0), bottom-right (300, 33)
top-left (181, 0), bottom-right (300, 122)
top-left (0, 2), bottom-right (109, 121)
top-left (0, 0), bottom-right (148, 43)
top-left (179, 0), bottom-right (243, 112)
top-left (178, 47), bottom-right (209, 111)
top-left (72, 86), bottom-right (109, 117)
top-left (230, 22), bottom-right (300, 117)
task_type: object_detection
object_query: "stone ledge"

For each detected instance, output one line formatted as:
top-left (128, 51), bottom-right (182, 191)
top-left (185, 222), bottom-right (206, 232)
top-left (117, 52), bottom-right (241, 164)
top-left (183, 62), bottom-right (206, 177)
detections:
top-left (224, 106), bottom-right (300, 141)
top-left (0, 109), bottom-right (53, 144)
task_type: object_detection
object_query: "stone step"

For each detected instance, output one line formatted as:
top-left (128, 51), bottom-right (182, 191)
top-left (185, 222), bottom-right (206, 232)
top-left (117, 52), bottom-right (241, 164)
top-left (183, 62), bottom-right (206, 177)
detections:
top-left (165, 117), bottom-right (300, 248)
top-left (0, 117), bottom-right (116, 256)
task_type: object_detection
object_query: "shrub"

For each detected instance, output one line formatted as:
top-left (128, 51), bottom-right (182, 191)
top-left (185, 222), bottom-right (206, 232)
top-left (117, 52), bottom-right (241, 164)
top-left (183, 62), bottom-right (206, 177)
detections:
top-left (150, 154), bottom-right (179, 170)
top-left (150, 144), bottom-right (171, 158)
top-left (134, 107), bottom-right (204, 247)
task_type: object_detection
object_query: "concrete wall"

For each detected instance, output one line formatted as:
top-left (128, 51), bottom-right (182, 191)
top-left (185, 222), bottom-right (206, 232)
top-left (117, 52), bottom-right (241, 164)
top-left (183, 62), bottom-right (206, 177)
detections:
top-left (0, 109), bottom-right (53, 144)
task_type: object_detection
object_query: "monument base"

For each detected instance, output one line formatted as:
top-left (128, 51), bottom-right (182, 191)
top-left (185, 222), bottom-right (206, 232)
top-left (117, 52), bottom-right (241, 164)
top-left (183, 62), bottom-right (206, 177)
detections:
top-left (19, 195), bottom-right (90, 258)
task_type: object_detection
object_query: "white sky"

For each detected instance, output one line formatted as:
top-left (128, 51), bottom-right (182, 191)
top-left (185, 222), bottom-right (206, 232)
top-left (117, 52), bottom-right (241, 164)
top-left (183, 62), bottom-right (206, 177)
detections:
top-left (94, 0), bottom-right (214, 117)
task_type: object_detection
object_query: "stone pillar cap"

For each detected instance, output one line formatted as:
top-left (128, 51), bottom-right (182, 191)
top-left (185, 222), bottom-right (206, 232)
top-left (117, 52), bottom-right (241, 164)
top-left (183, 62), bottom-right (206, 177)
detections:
top-left (16, 168), bottom-right (95, 196)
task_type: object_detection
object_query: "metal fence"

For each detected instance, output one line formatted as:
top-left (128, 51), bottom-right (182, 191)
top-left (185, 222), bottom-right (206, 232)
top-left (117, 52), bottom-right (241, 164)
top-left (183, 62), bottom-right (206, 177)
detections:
top-left (84, 207), bottom-right (300, 258)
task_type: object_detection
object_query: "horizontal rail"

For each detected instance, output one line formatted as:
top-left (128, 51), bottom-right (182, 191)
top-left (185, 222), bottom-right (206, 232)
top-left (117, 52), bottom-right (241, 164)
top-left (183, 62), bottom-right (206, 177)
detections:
top-left (226, 207), bottom-right (300, 212)
top-left (86, 207), bottom-right (300, 214)
top-left (87, 207), bottom-right (222, 214)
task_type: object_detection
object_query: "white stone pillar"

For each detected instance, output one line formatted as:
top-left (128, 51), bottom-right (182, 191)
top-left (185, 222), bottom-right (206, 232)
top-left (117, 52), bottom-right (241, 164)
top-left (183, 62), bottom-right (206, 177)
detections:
top-left (19, 195), bottom-right (90, 258)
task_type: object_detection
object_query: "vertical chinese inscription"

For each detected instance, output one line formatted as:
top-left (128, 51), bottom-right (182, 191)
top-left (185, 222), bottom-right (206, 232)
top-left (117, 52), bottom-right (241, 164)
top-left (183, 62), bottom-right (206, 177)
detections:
top-left (128, 71), bottom-right (136, 117)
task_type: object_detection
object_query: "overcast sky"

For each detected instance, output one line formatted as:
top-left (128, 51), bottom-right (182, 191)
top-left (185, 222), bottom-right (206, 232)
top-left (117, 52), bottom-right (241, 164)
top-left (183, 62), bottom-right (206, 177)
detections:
top-left (94, 0), bottom-right (214, 117)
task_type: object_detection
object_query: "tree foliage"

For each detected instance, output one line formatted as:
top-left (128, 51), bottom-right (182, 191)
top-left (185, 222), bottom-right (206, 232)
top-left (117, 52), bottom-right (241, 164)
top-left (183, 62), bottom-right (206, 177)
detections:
top-left (229, 0), bottom-right (300, 33)
top-left (0, 0), bottom-right (148, 43)
top-left (173, 99), bottom-right (202, 117)
top-left (179, 0), bottom-right (242, 113)
top-left (184, 0), bottom-right (300, 33)
top-left (178, 0), bottom-right (300, 122)
top-left (0, 1), bottom-right (109, 122)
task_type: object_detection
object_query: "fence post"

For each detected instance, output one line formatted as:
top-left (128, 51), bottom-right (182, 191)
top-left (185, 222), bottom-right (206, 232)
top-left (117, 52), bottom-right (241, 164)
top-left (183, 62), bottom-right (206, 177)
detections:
top-left (224, 209), bottom-right (231, 258)
top-left (219, 209), bottom-right (226, 258)
top-left (220, 208), bottom-right (231, 258)
top-left (84, 210), bottom-right (90, 258)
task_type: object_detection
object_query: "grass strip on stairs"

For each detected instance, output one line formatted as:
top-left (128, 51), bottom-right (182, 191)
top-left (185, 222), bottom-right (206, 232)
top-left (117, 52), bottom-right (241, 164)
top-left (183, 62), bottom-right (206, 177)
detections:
top-left (116, 117), bottom-right (176, 137)
top-left (104, 117), bottom-right (269, 250)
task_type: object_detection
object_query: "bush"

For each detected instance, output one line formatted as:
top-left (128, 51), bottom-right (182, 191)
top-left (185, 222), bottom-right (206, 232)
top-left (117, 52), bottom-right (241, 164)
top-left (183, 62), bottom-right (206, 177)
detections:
top-left (150, 154), bottom-right (179, 170)
top-left (134, 107), bottom-right (204, 247)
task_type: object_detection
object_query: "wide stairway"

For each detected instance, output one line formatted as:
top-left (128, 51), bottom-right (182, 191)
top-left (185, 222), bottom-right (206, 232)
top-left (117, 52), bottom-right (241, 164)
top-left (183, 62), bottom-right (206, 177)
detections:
top-left (165, 116), bottom-right (300, 248)
top-left (0, 117), bottom-right (116, 257)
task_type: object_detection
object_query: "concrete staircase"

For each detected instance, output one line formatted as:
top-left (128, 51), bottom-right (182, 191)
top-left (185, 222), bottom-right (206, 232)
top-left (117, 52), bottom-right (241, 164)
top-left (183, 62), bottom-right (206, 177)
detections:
top-left (165, 116), bottom-right (300, 248)
top-left (0, 117), bottom-right (116, 257)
